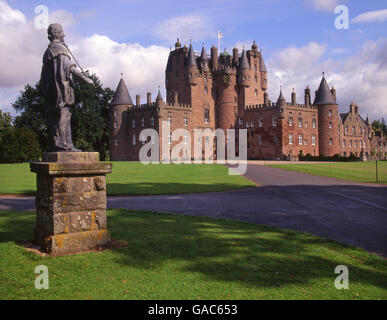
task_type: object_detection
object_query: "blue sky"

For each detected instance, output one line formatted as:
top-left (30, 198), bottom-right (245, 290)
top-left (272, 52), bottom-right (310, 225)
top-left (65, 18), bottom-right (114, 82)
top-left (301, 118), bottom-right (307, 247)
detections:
top-left (0, 0), bottom-right (387, 119)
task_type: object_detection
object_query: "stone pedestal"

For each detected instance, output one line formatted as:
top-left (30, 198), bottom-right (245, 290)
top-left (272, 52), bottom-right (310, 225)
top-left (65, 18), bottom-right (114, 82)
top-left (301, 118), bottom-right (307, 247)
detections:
top-left (30, 152), bottom-right (112, 255)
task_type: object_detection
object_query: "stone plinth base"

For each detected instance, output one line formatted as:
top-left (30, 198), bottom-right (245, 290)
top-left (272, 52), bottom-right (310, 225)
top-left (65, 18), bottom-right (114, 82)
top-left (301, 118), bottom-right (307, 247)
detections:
top-left (30, 152), bottom-right (112, 256)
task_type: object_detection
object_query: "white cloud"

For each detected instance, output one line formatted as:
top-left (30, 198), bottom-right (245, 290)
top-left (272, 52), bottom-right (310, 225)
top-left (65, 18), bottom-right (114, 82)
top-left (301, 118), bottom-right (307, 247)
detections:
top-left (267, 39), bottom-right (387, 120)
top-left (307, 0), bottom-right (341, 11)
top-left (0, 0), bottom-right (170, 114)
top-left (154, 14), bottom-right (216, 43)
top-left (352, 9), bottom-right (387, 24)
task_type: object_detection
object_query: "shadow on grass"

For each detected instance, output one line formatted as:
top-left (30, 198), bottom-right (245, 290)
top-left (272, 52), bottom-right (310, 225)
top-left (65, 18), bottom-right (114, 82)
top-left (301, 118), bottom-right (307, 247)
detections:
top-left (107, 210), bottom-right (387, 291)
top-left (106, 182), bottom-right (253, 196)
top-left (0, 209), bottom-right (386, 293)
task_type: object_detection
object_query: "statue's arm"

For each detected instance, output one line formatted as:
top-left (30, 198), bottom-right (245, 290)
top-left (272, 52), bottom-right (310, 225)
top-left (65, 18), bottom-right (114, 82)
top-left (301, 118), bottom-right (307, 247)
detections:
top-left (70, 66), bottom-right (93, 85)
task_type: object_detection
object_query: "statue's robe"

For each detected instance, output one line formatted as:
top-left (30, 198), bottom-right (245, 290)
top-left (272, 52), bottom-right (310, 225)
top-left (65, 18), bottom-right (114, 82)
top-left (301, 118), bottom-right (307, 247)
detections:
top-left (41, 40), bottom-right (77, 151)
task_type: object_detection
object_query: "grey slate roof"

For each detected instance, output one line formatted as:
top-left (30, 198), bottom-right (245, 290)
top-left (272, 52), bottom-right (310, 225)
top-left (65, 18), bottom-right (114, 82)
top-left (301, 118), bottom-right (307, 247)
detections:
top-left (313, 76), bottom-right (336, 105)
top-left (111, 78), bottom-right (133, 106)
top-left (156, 89), bottom-right (163, 100)
top-left (239, 49), bottom-right (250, 69)
top-left (277, 88), bottom-right (285, 102)
top-left (259, 54), bottom-right (267, 72)
top-left (186, 44), bottom-right (198, 67)
top-left (200, 46), bottom-right (209, 61)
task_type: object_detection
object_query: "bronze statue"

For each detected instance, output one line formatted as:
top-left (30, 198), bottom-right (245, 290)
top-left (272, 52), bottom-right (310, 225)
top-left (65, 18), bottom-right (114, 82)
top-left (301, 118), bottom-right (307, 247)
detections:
top-left (41, 23), bottom-right (93, 152)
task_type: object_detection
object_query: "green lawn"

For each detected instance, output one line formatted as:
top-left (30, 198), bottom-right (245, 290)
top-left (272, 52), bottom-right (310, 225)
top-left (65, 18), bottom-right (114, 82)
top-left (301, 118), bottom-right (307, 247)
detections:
top-left (269, 161), bottom-right (387, 184)
top-left (0, 162), bottom-right (255, 196)
top-left (0, 209), bottom-right (386, 300)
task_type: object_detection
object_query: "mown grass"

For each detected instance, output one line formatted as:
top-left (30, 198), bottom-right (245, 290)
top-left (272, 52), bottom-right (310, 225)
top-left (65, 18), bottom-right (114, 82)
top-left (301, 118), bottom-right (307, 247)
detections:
top-left (268, 161), bottom-right (387, 184)
top-left (0, 162), bottom-right (255, 196)
top-left (0, 210), bottom-right (386, 300)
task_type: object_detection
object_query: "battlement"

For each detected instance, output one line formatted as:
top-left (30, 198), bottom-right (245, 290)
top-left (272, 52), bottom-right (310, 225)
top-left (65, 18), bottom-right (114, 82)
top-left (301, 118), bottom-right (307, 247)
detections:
top-left (244, 102), bottom-right (318, 112)
top-left (165, 102), bottom-right (192, 109)
top-left (128, 103), bottom-right (158, 113)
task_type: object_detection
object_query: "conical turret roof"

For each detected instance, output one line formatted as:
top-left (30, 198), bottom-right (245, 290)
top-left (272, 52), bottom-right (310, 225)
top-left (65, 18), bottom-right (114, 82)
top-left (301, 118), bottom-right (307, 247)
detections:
top-left (277, 87), bottom-right (285, 102)
top-left (186, 43), bottom-right (198, 67)
top-left (313, 75), bottom-right (336, 105)
top-left (156, 88), bottom-right (163, 101)
top-left (111, 78), bottom-right (133, 106)
top-left (239, 49), bottom-right (250, 69)
top-left (259, 54), bottom-right (267, 72)
top-left (200, 46), bottom-right (209, 61)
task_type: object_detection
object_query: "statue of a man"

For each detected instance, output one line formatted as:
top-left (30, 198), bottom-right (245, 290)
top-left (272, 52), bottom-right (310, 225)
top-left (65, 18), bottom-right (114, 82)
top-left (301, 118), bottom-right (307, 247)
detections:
top-left (41, 23), bottom-right (93, 152)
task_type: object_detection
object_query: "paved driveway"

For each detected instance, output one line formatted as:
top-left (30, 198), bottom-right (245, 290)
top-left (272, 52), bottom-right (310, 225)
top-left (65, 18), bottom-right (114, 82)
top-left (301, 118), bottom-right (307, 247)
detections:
top-left (1, 164), bottom-right (386, 256)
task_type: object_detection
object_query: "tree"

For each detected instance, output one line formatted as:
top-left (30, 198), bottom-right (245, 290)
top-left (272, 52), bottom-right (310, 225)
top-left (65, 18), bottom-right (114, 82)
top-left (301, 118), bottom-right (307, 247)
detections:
top-left (0, 111), bottom-right (41, 163)
top-left (12, 72), bottom-right (115, 160)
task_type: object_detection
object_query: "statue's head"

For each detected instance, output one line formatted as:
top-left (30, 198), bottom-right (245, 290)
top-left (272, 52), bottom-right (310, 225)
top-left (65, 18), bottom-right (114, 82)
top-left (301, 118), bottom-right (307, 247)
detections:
top-left (47, 23), bottom-right (65, 42)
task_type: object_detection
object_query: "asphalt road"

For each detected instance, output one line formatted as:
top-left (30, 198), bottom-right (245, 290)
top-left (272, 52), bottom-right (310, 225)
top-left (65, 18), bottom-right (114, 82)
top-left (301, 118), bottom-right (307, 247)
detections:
top-left (1, 164), bottom-right (386, 256)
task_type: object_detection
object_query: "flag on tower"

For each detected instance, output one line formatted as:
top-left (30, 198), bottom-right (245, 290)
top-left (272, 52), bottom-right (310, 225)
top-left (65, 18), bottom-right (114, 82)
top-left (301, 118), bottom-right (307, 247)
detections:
top-left (218, 31), bottom-right (223, 39)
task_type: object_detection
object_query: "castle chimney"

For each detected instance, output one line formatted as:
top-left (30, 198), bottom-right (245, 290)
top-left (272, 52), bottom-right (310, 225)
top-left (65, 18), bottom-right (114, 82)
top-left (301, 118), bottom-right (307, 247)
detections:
top-left (331, 86), bottom-right (336, 102)
top-left (136, 95), bottom-right (140, 107)
top-left (232, 47), bottom-right (239, 66)
top-left (147, 92), bottom-right (152, 105)
top-left (305, 86), bottom-right (311, 106)
top-left (350, 102), bottom-right (355, 113)
top-left (355, 104), bottom-right (358, 114)
top-left (174, 91), bottom-right (179, 105)
top-left (291, 88), bottom-right (296, 105)
top-left (211, 45), bottom-right (218, 70)
top-left (264, 91), bottom-right (269, 106)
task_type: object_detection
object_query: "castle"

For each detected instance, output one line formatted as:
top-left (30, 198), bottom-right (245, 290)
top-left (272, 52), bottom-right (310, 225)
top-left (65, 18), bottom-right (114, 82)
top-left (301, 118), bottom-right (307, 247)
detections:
top-left (109, 39), bottom-right (386, 161)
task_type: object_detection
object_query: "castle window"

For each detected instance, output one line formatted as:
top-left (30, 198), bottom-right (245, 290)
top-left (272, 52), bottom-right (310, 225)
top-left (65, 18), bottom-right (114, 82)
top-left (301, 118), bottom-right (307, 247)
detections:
top-left (204, 109), bottom-right (209, 124)
top-left (167, 116), bottom-right (172, 125)
top-left (329, 138), bottom-right (333, 145)
top-left (255, 89), bottom-right (258, 97)
top-left (183, 132), bottom-right (188, 145)
top-left (352, 126), bottom-right (356, 134)
top-left (188, 73), bottom-right (192, 79)
top-left (259, 119), bottom-right (263, 128)
top-left (345, 126), bottom-right (348, 134)
top-left (184, 117), bottom-right (188, 126)
top-left (359, 127), bottom-right (362, 135)
top-left (132, 119), bottom-right (136, 128)
top-left (141, 117), bottom-right (145, 127)
top-left (114, 110), bottom-right (118, 120)
top-left (168, 133), bottom-right (172, 145)
top-left (204, 87), bottom-right (208, 94)
top-left (329, 109), bottom-right (332, 117)
top-left (204, 75), bottom-right (208, 83)
top-left (114, 121), bottom-right (118, 129)
top-left (272, 118), bottom-right (277, 127)
top-left (329, 121), bottom-right (332, 128)
top-left (349, 140), bottom-right (352, 147)
top-left (289, 134), bottom-right (293, 145)
top-left (312, 119), bottom-right (316, 129)
top-left (251, 122), bottom-right (254, 128)
top-left (255, 75), bottom-right (258, 83)
top-left (312, 135), bottom-right (316, 146)
top-left (304, 122), bottom-right (308, 128)
top-left (304, 139), bottom-right (308, 146)
top-left (343, 139), bottom-right (346, 147)
top-left (354, 140), bottom-right (357, 148)
top-left (289, 117), bottom-right (293, 127)
top-left (150, 116), bottom-right (155, 126)
top-left (298, 118), bottom-right (302, 128)
top-left (298, 134), bottom-right (303, 145)
top-left (258, 135), bottom-right (262, 145)
top-left (114, 138), bottom-right (118, 147)
top-left (132, 134), bottom-right (136, 145)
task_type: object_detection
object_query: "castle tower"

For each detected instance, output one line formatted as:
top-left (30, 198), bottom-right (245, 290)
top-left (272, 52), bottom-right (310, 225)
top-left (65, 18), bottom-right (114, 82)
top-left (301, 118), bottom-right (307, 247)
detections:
top-left (314, 74), bottom-right (340, 156)
top-left (110, 77), bottom-right (133, 160)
